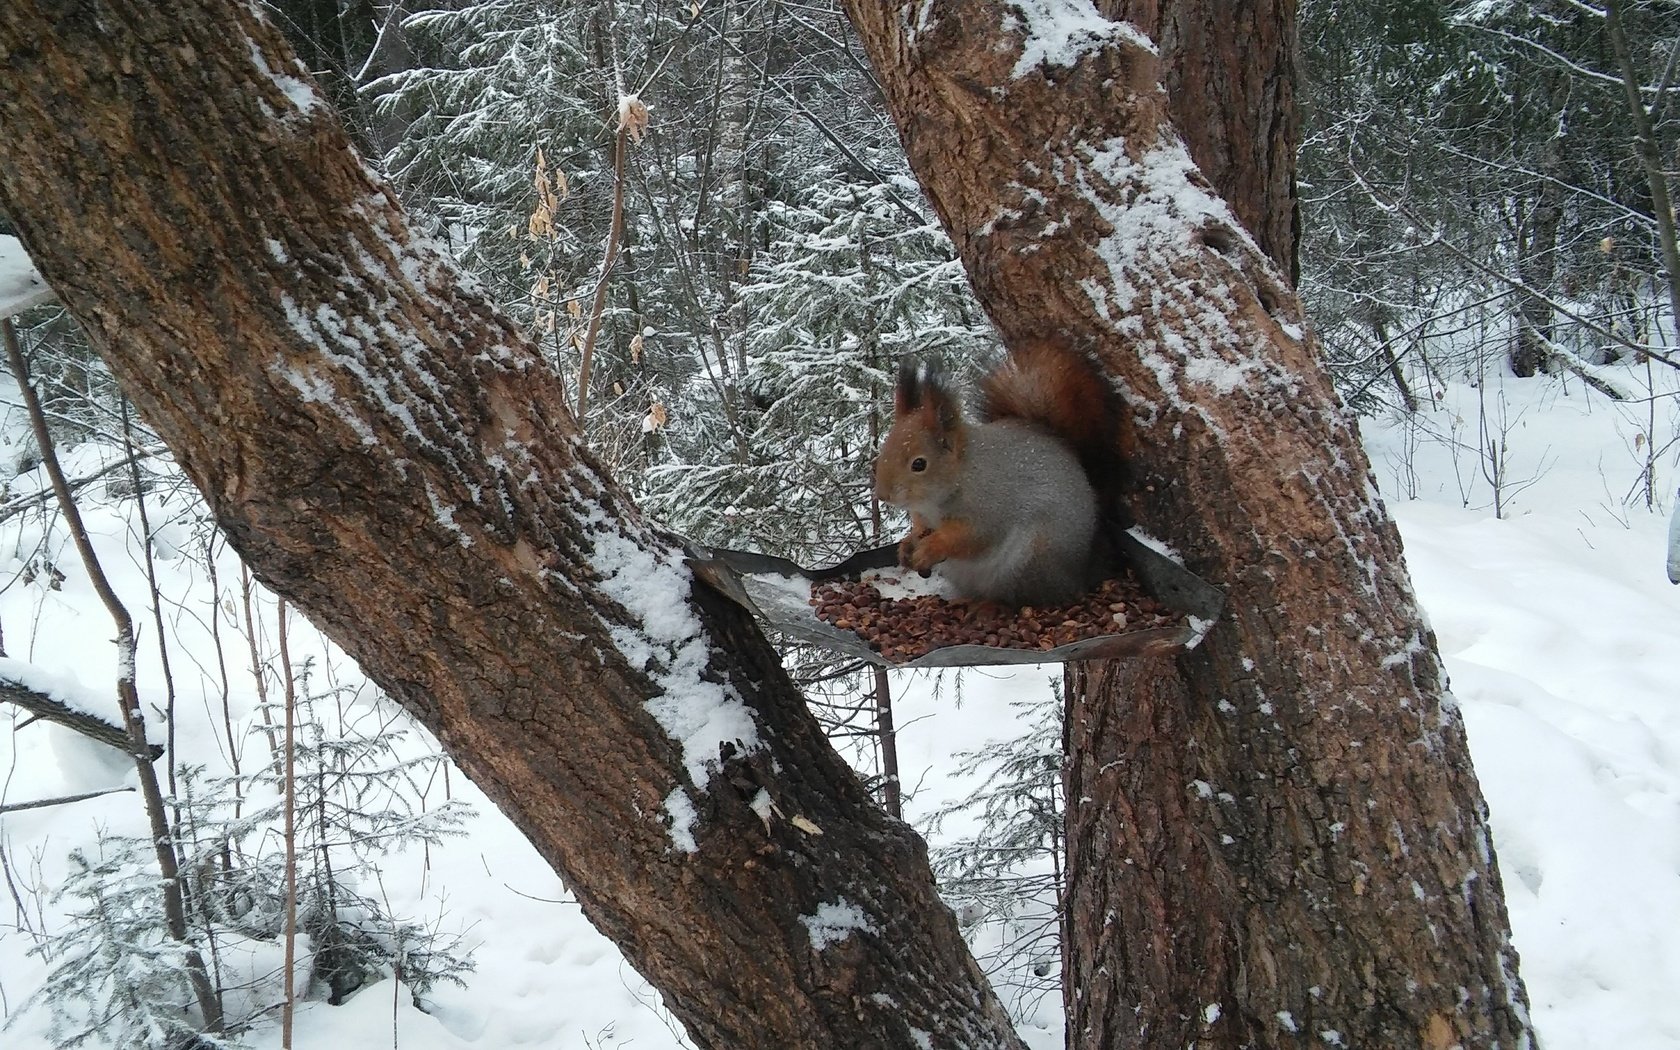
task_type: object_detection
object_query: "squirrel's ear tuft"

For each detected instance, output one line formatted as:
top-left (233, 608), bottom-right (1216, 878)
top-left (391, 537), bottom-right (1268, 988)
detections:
top-left (927, 377), bottom-right (962, 434)
top-left (895, 358), bottom-right (962, 430)
top-left (894, 358), bottom-right (925, 415)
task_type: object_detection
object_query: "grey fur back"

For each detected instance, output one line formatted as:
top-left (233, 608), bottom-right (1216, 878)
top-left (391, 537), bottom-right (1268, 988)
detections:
top-left (934, 420), bottom-right (1097, 606)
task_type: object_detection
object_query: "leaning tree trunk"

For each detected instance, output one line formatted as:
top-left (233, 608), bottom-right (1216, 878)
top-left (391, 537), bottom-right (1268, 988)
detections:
top-left (841, 3), bottom-right (1536, 1049)
top-left (0, 4), bottom-right (1024, 1048)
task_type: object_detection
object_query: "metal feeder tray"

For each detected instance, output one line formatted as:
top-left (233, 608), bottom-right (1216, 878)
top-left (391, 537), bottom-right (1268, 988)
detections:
top-left (687, 531), bottom-right (1224, 669)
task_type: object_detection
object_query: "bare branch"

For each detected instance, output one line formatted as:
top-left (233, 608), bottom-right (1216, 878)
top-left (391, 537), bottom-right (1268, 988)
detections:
top-left (0, 445), bottom-right (161, 526)
top-left (1455, 21), bottom-right (1623, 88)
top-left (0, 786), bottom-right (135, 814)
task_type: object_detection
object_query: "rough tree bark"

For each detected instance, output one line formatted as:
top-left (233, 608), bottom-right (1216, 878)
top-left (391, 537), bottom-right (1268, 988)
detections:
top-left (841, 3), bottom-right (1535, 1049)
top-left (0, 4), bottom-right (1022, 1048)
top-left (1096, 0), bottom-right (1300, 281)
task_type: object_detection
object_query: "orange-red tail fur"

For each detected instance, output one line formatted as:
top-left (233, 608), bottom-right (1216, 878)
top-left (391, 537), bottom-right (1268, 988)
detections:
top-left (978, 340), bottom-right (1114, 456)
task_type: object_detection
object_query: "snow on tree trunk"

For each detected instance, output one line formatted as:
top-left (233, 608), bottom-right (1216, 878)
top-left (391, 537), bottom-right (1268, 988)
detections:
top-left (841, 2), bottom-right (1537, 1047)
top-left (0, 3), bottom-right (1024, 1047)
top-left (1095, 0), bottom-right (1300, 282)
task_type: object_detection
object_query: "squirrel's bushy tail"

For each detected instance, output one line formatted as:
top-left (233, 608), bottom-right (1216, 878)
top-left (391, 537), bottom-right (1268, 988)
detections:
top-left (979, 340), bottom-right (1131, 535)
top-left (977, 340), bottom-right (1114, 455)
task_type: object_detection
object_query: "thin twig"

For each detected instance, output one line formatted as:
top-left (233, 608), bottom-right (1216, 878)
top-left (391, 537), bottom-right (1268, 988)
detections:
top-left (0, 786), bottom-right (134, 814)
top-left (122, 399), bottom-right (181, 792)
top-left (279, 597), bottom-right (298, 1050)
top-left (576, 114), bottom-right (632, 425)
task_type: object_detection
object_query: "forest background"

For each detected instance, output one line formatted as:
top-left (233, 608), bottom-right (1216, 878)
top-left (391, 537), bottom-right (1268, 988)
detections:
top-left (1, 0), bottom-right (1678, 1048)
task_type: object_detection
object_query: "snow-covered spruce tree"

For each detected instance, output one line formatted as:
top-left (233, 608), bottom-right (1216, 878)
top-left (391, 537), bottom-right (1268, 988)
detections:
top-left (641, 171), bottom-right (997, 562)
top-left (925, 685), bottom-right (1064, 1022)
top-left (372, 0), bottom-right (760, 472)
top-left (19, 694), bottom-right (474, 1047)
top-left (369, 0), bottom-right (654, 461)
top-left (371, 0), bottom-right (987, 503)
top-left (20, 838), bottom-right (229, 1050)
top-left (370, 0), bottom-right (606, 317)
top-left (241, 676), bottom-right (475, 1007)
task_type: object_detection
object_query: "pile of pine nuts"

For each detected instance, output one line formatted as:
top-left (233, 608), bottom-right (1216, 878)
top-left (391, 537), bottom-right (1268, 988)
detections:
top-left (810, 575), bottom-right (1177, 662)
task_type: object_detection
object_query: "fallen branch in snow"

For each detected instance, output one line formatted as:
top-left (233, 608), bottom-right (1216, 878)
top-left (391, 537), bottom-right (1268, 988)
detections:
top-left (0, 786), bottom-right (135, 814)
top-left (1545, 349), bottom-right (1632, 401)
top-left (0, 674), bottom-right (162, 759)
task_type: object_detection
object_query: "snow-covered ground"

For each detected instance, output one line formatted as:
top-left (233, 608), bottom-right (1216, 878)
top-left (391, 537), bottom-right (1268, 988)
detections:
top-left (1, 359), bottom-right (1677, 1049)
top-left (1361, 369), bottom-right (1680, 1050)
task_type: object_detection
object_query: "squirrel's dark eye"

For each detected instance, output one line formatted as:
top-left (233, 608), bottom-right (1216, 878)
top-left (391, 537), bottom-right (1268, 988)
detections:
top-left (910, 457), bottom-right (928, 473)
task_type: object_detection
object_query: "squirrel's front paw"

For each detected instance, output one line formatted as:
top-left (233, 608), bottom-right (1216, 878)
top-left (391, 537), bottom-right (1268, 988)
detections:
top-left (898, 524), bottom-right (932, 569)
top-left (905, 537), bottom-right (944, 575)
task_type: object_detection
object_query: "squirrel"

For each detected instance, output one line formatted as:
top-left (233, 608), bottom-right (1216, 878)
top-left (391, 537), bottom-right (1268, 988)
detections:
top-left (873, 342), bottom-right (1117, 608)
